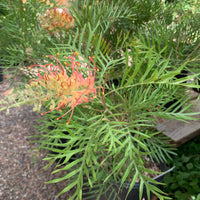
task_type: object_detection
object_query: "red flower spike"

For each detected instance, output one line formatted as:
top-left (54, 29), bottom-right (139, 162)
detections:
top-left (29, 52), bottom-right (103, 125)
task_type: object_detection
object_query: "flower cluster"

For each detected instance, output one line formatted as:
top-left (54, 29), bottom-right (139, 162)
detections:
top-left (29, 52), bottom-right (102, 125)
top-left (38, 7), bottom-right (74, 34)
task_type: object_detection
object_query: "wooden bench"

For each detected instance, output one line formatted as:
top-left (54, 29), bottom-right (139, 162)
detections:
top-left (157, 92), bottom-right (200, 146)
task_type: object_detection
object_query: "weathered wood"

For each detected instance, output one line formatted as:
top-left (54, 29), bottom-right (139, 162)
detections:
top-left (157, 92), bottom-right (200, 146)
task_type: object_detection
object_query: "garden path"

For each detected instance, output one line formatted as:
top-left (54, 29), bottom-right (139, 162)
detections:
top-left (0, 76), bottom-right (73, 200)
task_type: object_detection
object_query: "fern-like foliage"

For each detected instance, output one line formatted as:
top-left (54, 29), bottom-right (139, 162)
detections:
top-left (32, 38), bottom-right (200, 200)
top-left (137, 0), bottom-right (200, 73)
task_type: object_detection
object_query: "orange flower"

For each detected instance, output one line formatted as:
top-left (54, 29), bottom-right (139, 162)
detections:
top-left (38, 7), bottom-right (74, 34)
top-left (29, 52), bottom-right (103, 125)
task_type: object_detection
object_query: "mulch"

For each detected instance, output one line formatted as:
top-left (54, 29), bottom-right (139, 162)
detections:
top-left (0, 76), bottom-right (73, 200)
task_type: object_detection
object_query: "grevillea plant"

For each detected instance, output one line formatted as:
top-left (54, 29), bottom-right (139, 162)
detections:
top-left (38, 7), bottom-right (74, 34)
top-left (29, 52), bottom-right (103, 124)
top-left (0, 52), bottom-right (103, 125)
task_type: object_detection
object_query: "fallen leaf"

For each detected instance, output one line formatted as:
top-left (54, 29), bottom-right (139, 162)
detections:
top-left (3, 88), bottom-right (14, 96)
top-left (151, 195), bottom-right (159, 200)
top-left (3, 74), bottom-right (12, 79)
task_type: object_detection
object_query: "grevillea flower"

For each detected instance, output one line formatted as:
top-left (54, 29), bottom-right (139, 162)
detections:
top-left (29, 52), bottom-right (103, 125)
top-left (38, 7), bottom-right (74, 34)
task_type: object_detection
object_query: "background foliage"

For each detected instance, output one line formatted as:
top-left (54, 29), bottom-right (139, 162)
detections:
top-left (163, 136), bottom-right (200, 200)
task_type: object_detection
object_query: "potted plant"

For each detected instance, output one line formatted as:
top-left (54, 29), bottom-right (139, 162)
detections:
top-left (1, 0), bottom-right (200, 200)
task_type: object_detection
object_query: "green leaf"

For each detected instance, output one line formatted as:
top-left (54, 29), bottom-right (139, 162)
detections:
top-left (120, 161), bottom-right (134, 186)
top-left (182, 155), bottom-right (191, 163)
top-left (46, 168), bottom-right (80, 184)
top-left (52, 158), bottom-right (82, 174)
top-left (139, 178), bottom-right (144, 200)
top-left (175, 191), bottom-right (188, 200)
top-left (127, 170), bottom-right (139, 195)
top-left (57, 180), bottom-right (78, 197)
top-left (186, 163), bottom-right (193, 170)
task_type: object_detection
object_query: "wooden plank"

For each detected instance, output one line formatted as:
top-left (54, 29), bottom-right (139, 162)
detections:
top-left (157, 93), bottom-right (200, 146)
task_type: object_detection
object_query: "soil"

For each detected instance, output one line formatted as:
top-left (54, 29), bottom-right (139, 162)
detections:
top-left (0, 76), bottom-right (73, 200)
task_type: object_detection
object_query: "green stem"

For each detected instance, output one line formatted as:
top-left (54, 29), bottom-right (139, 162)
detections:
top-left (0, 97), bottom-right (41, 112)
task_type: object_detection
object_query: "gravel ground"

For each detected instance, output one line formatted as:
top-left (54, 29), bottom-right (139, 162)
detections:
top-left (0, 76), bottom-right (73, 200)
